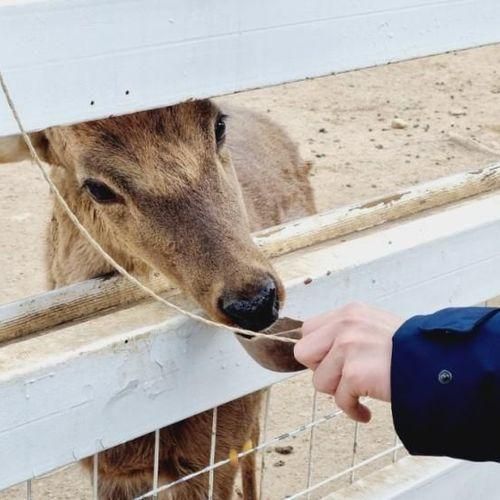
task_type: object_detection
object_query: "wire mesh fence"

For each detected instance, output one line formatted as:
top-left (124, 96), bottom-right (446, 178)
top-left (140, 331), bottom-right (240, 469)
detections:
top-left (1, 212), bottom-right (499, 499)
top-left (0, 369), bottom-right (405, 500)
top-left (3, 304), bottom-right (500, 499)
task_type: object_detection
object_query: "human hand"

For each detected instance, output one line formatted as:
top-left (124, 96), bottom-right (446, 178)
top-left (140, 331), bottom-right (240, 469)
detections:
top-left (294, 303), bottom-right (403, 422)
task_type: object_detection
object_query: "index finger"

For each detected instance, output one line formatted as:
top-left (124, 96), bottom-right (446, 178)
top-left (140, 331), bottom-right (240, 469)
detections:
top-left (294, 323), bottom-right (338, 370)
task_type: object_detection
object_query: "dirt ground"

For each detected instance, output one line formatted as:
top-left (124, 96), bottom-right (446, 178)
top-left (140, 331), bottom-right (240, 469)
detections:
top-left (1, 44), bottom-right (500, 499)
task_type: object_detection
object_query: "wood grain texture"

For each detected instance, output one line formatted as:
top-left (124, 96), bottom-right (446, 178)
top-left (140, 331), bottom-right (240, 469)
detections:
top-left (255, 162), bottom-right (500, 256)
top-left (2, 162), bottom-right (499, 342)
top-left (1, 0), bottom-right (500, 135)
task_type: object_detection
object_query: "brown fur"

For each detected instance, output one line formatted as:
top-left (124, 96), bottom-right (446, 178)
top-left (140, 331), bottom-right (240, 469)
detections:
top-left (1, 100), bottom-right (315, 499)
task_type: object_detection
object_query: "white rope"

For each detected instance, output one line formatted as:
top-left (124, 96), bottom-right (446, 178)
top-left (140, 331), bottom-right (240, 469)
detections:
top-left (0, 67), bottom-right (405, 500)
top-left (0, 70), bottom-right (296, 346)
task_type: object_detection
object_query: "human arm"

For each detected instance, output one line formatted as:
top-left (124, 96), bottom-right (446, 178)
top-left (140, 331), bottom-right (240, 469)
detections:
top-left (294, 303), bottom-right (500, 461)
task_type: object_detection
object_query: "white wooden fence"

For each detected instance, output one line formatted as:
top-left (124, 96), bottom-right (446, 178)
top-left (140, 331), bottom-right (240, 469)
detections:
top-left (1, 0), bottom-right (500, 498)
top-left (2, 0), bottom-right (500, 135)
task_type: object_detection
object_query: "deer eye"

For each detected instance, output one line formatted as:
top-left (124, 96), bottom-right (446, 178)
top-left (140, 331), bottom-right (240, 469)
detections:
top-left (83, 179), bottom-right (123, 204)
top-left (215, 115), bottom-right (227, 145)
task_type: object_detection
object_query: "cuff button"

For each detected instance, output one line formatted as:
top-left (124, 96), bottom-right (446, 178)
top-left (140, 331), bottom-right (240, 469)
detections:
top-left (438, 369), bottom-right (453, 384)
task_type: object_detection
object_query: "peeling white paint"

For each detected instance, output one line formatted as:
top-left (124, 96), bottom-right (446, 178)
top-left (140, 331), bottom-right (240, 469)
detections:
top-left (1, 195), bottom-right (500, 488)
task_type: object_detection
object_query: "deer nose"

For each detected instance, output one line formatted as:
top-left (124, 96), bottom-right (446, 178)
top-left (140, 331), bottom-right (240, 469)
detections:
top-left (219, 278), bottom-right (280, 331)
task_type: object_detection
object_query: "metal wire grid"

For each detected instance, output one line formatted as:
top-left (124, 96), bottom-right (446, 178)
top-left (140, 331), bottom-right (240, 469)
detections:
top-left (131, 392), bottom-right (400, 500)
top-left (8, 381), bottom-right (401, 500)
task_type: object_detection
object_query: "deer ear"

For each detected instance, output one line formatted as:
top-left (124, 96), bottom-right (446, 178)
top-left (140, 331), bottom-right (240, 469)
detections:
top-left (0, 132), bottom-right (48, 164)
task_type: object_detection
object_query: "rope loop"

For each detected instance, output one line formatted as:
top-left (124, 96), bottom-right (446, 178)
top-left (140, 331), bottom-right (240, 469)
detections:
top-left (0, 70), bottom-right (297, 345)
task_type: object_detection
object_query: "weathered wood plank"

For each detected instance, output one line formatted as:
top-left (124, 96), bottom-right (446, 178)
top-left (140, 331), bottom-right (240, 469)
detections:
top-left (1, 0), bottom-right (500, 135)
top-left (0, 274), bottom-right (175, 343)
top-left (254, 162), bottom-right (500, 258)
top-left (1, 193), bottom-right (500, 489)
top-left (2, 162), bottom-right (499, 342)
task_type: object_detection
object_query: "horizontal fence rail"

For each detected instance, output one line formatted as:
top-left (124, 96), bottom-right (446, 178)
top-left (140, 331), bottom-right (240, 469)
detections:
top-left (326, 456), bottom-right (500, 500)
top-left (1, 0), bottom-right (500, 135)
top-left (1, 192), bottom-right (500, 489)
top-left (1, 2), bottom-right (500, 496)
top-left (2, 162), bottom-right (499, 343)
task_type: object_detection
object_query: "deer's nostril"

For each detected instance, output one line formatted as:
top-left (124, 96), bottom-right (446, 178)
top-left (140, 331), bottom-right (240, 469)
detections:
top-left (219, 278), bottom-right (280, 332)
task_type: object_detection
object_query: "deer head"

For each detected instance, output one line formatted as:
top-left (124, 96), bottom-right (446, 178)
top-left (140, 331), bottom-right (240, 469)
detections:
top-left (2, 100), bottom-right (284, 331)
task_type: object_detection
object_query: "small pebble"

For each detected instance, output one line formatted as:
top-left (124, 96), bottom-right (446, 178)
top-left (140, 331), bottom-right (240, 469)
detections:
top-left (274, 460), bottom-right (286, 467)
top-left (275, 445), bottom-right (294, 455)
top-left (391, 118), bottom-right (408, 129)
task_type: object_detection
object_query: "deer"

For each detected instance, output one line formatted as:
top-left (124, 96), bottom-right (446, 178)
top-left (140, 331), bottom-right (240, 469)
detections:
top-left (0, 99), bottom-right (316, 499)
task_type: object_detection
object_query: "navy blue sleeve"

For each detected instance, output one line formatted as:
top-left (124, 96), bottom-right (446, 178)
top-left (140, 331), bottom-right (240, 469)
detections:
top-left (391, 307), bottom-right (500, 462)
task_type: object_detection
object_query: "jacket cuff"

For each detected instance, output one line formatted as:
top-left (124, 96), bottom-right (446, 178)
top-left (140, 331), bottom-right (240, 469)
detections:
top-left (391, 307), bottom-right (500, 461)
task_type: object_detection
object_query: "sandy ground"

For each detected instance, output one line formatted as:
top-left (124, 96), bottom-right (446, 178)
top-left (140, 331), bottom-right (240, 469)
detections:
top-left (1, 44), bottom-right (500, 499)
